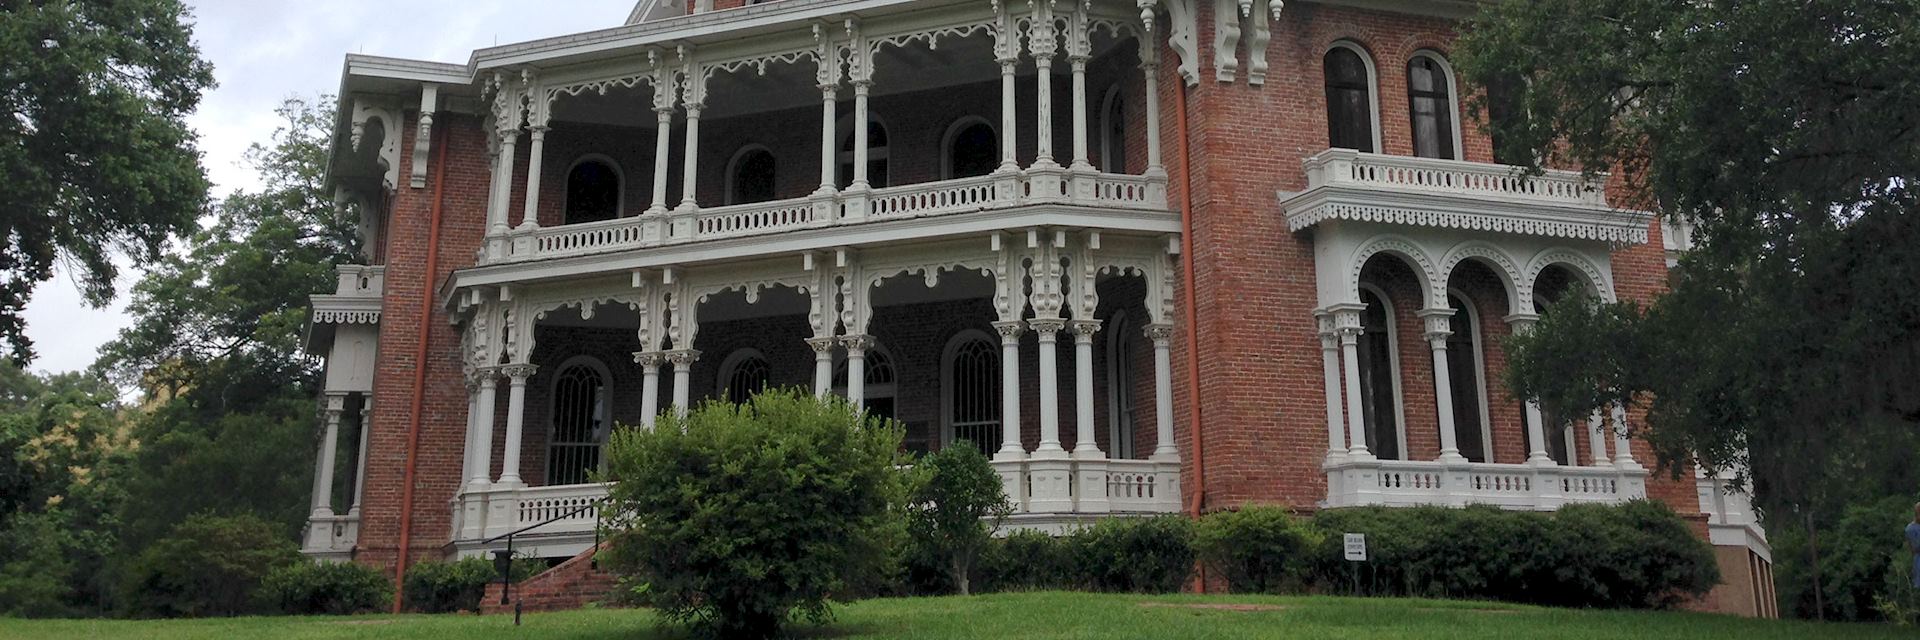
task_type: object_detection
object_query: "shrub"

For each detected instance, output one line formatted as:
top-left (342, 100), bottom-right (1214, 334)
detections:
top-left (118, 513), bottom-right (300, 617)
top-left (258, 560), bottom-right (391, 615)
top-left (598, 389), bottom-right (906, 639)
top-left (1072, 516), bottom-right (1195, 593)
top-left (1776, 493), bottom-right (1920, 620)
top-left (977, 529), bottom-right (1074, 592)
top-left (1195, 507), bottom-right (1323, 594)
top-left (905, 443), bottom-right (1013, 595)
top-left (1308, 501), bottom-right (1717, 609)
top-left (403, 556), bottom-right (541, 613)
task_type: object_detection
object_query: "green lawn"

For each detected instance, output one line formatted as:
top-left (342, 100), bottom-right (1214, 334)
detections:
top-left (0, 592), bottom-right (1902, 640)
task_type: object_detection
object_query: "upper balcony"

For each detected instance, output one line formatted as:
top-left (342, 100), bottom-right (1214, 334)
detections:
top-left (1281, 149), bottom-right (1649, 245)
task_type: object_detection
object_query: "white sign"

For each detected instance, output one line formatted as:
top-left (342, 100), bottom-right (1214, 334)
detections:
top-left (1343, 533), bottom-right (1367, 562)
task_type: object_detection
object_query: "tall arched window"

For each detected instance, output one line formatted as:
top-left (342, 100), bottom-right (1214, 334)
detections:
top-left (943, 117), bottom-right (998, 179)
top-left (717, 348), bottom-right (771, 405)
top-left (1356, 287), bottom-right (1403, 460)
top-left (1099, 85), bottom-right (1127, 173)
top-left (547, 357), bottom-right (610, 485)
top-left (1105, 310), bottom-right (1136, 459)
top-left (837, 114), bottom-right (889, 189)
top-left (834, 345), bottom-right (898, 422)
top-left (942, 331), bottom-right (1000, 456)
top-left (1446, 292), bottom-right (1491, 462)
top-left (564, 157), bottom-right (622, 224)
top-left (726, 146), bottom-right (776, 205)
top-left (1531, 265), bottom-right (1587, 465)
top-left (1324, 44), bottom-right (1377, 153)
top-left (1407, 53), bottom-right (1459, 160)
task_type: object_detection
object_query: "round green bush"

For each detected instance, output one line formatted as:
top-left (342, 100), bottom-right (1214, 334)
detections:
top-left (258, 560), bottom-right (391, 615)
top-left (118, 513), bottom-right (300, 617)
top-left (1071, 516), bottom-right (1195, 593)
top-left (1195, 507), bottom-right (1323, 594)
top-left (977, 529), bottom-right (1074, 592)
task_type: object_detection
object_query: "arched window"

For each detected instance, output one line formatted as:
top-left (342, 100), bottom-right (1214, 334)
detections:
top-left (564, 157), bottom-right (622, 224)
top-left (547, 357), bottom-right (610, 485)
top-left (943, 117), bottom-right (998, 180)
top-left (1356, 286), bottom-right (1403, 460)
top-left (1446, 292), bottom-right (1492, 462)
top-left (717, 348), bottom-right (771, 405)
top-left (1099, 85), bottom-right (1127, 173)
top-left (833, 345), bottom-right (897, 421)
top-left (1105, 310), bottom-right (1136, 459)
top-left (942, 331), bottom-right (1000, 457)
top-left (1324, 44), bottom-right (1378, 153)
top-left (1407, 53), bottom-right (1460, 160)
top-left (726, 146), bottom-right (776, 205)
top-left (837, 114), bottom-right (889, 189)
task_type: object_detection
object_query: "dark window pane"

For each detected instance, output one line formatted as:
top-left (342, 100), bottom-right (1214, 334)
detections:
top-left (1446, 294), bottom-right (1486, 462)
top-left (1408, 57), bottom-right (1456, 159)
top-left (565, 160), bottom-right (620, 224)
top-left (950, 121), bottom-right (998, 179)
top-left (731, 149), bottom-right (776, 204)
top-left (1357, 289), bottom-right (1399, 460)
top-left (1324, 48), bottom-right (1375, 153)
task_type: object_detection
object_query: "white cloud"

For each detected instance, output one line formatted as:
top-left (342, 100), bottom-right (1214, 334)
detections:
top-left (24, 1), bottom-right (624, 374)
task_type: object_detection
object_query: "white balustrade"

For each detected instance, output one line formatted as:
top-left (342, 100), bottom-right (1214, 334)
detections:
top-left (1325, 458), bottom-right (1646, 510)
top-left (994, 457), bottom-right (1181, 515)
top-left (491, 170), bottom-right (1171, 265)
top-left (1303, 148), bottom-right (1607, 207)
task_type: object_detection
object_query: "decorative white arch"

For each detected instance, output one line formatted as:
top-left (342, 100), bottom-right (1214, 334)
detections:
top-left (939, 115), bottom-right (997, 180)
top-left (561, 153), bottom-right (627, 221)
top-left (1406, 49), bottom-right (1466, 161)
top-left (1348, 234), bottom-right (1442, 310)
top-left (1522, 248), bottom-right (1616, 309)
top-left (1325, 40), bottom-right (1384, 154)
top-left (1437, 241), bottom-right (1526, 316)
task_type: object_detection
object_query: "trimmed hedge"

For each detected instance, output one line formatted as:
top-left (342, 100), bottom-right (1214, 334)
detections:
top-left (1195, 507), bottom-right (1323, 594)
top-left (1308, 501), bottom-right (1718, 609)
top-left (403, 556), bottom-right (541, 613)
top-left (258, 561), bottom-right (391, 615)
top-left (975, 517), bottom-right (1193, 594)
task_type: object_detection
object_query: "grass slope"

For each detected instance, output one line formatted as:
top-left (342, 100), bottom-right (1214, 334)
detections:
top-left (0, 592), bottom-right (1902, 640)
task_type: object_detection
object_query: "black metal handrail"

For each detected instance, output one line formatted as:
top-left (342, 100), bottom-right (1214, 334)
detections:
top-left (485, 496), bottom-right (609, 624)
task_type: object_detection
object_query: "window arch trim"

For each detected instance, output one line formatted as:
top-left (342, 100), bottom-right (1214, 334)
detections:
top-left (1325, 40), bottom-right (1383, 154)
top-left (562, 154), bottom-right (627, 223)
top-left (939, 115), bottom-right (998, 180)
top-left (545, 354), bottom-right (614, 486)
top-left (723, 144), bottom-right (777, 206)
top-left (1407, 49), bottom-right (1465, 160)
top-left (715, 347), bottom-right (772, 403)
top-left (1098, 84), bottom-right (1126, 174)
top-left (1104, 309), bottom-right (1136, 459)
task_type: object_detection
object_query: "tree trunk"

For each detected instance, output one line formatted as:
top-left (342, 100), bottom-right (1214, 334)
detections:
top-left (954, 555), bottom-right (971, 596)
top-left (1806, 510), bottom-right (1825, 620)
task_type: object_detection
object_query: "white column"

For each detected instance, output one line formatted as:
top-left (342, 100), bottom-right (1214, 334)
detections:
top-left (1610, 404), bottom-right (1639, 468)
top-left (993, 321), bottom-right (1026, 459)
top-left (1068, 63), bottom-right (1091, 172)
top-left (677, 106), bottom-right (702, 212)
top-left (1334, 310), bottom-right (1372, 459)
top-left (1317, 314), bottom-right (1345, 459)
top-left (669, 350), bottom-right (699, 417)
top-left (807, 337), bottom-right (836, 398)
top-left (849, 83), bottom-right (871, 190)
top-left (1509, 314), bottom-right (1555, 465)
top-left (494, 132), bottom-right (520, 229)
top-left (1030, 319), bottom-right (1067, 455)
top-left (1070, 320), bottom-right (1102, 457)
top-left (309, 392), bottom-right (347, 516)
top-left (842, 335), bottom-right (871, 408)
top-left (496, 364), bottom-right (535, 487)
top-left (470, 373), bottom-right (498, 487)
top-left (1588, 411), bottom-right (1612, 467)
top-left (818, 86), bottom-right (838, 192)
top-left (349, 397), bottom-right (371, 515)
top-left (1421, 310), bottom-right (1465, 463)
top-left (1029, 7), bottom-right (1059, 169)
top-left (998, 61), bottom-right (1020, 172)
top-left (648, 108), bottom-right (673, 215)
top-left (1147, 324), bottom-right (1178, 461)
top-left (1140, 59), bottom-right (1164, 174)
top-left (635, 353), bottom-right (662, 428)
top-left (519, 125), bottom-right (546, 228)
top-left (459, 379), bottom-right (480, 487)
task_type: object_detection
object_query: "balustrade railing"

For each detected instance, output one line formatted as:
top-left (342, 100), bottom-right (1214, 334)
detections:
top-left (1324, 457), bottom-right (1646, 510)
top-left (495, 170), bottom-right (1169, 265)
top-left (1302, 148), bottom-right (1607, 207)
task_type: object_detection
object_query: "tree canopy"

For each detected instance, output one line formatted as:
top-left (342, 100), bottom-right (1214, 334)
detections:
top-left (1457, 0), bottom-right (1920, 616)
top-left (0, 0), bottom-right (216, 364)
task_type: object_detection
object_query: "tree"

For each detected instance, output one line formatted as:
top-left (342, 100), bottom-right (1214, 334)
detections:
top-left (599, 390), bottom-right (906, 639)
top-left (905, 443), bottom-right (1012, 595)
top-left (1458, 0), bottom-right (1920, 619)
top-left (0, 0), bottom-right (216, 364)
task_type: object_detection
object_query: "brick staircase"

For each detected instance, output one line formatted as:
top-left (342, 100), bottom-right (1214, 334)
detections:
top-left (480, 544), bottom-right (619, 614)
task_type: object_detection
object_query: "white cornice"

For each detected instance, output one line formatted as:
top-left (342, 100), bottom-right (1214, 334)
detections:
top-left (1282, 187), bottom-right (1652, 245)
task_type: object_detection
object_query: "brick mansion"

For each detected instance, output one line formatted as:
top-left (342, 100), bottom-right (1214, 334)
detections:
top-left (299, 0), bottom-right (1775, 617)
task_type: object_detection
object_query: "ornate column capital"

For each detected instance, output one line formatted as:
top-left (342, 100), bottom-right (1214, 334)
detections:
top-left (1069, 319), bottom-right (1102, 341)
top-left (838, 334), bottom-right (875, 353)
top-left (1327, 303), bottom-right (1366, 341)
top-left (1504, 312), bottom-right (1540, 333)
top-left (665, 349), bottom-right (702, 367)
top-left (1143, 323), bottom-right (1174, 344)
top-left (1028, 318), bottom-right (1067, 335)
top-left (992, 320), bottom-right (1026, 340)
top-left (1417, 308), bottom-right (1453, 343)
top-left (498, 363), bottom-right (538, 380)
top-left (632, 351), bottom-right (664, 368)
top-left (805, 336), bottom-right (839, 354)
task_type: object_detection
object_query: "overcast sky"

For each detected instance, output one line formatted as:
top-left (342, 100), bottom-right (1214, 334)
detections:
top-left (22, 0), bottom-right (629, 376)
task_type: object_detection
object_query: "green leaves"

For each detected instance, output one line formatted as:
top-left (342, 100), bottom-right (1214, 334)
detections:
top-left (905, 442), bottom-right (1012, 595)
top-left (0, 0), bottom-right (215, 364)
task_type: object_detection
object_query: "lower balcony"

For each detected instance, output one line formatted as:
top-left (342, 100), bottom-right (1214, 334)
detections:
top-left (1323, 456), bottom-right (1648, 511)
top-left (449, 457), bottom-right (1182, 558)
